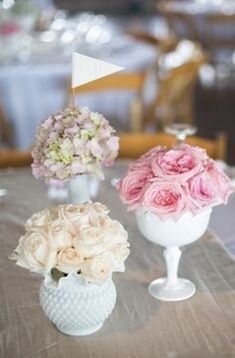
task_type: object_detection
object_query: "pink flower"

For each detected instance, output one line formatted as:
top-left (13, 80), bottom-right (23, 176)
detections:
top-left (106, 136), bottom-right (119, 152)
top-left (129, 146), bottom-right (165, 172)
top-left (31, 106), bottom-right (119, 182)
top-left (206, 160), bottom-right (233, 202)
top-left (118, 143), bottom-right (234, 220)
top-left (187, 172), bottom-right (217, 212)
top-left (151, 146), bottom-right (201, 181)
top-left (118, 167), bottom-right (153, 209)
top-left (87, 138), bottom-right (103, 159)
top-left (142, 181), bottom-right (186, 220)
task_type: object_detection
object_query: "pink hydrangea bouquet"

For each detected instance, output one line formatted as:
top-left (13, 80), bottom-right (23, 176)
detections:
top-left (118, 144), bottom-right (234, 221)
top-left (31, 107), bottom-right (119, 182)
top-left (9, 202), bottom-right (129, 284)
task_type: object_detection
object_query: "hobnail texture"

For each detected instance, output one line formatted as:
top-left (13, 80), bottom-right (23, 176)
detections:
top-left (40, 273), bottom-right (117, 336)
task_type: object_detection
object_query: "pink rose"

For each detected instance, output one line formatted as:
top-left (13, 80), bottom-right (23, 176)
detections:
top-left (142, 182), bottom-right (186, 219)
top-left (118, 167), bottom-right (153, 209)
top-left (151, 146), bottom-right (201, 181)
top-left (187, 172), bottom-right (217, 211)
top-left (129, 146), bottom-right (165, 171)
top-left (206, 160), bottom-right (233, 202)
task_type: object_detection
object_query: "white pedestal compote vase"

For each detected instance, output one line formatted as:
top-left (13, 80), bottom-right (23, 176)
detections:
top-left (136, 208), bottom-right (212, 301)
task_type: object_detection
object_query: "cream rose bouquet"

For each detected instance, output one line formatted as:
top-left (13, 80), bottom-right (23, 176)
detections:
top-left (10, 203), bottom-right (129, 284)
top-left (31, 107), bottom-right (119, 182)
top-left (118, 144), bottom-right (234, 221)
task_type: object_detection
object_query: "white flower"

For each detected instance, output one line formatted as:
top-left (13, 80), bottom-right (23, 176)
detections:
top-left (25, 209), bottom-right (51, 231)
top-left (90, 112), bottom-right (101, 125)
top-left (82, 252), bottom-right (114, 284)
top-left (75, 226), bottom-right (106, 258)
top-left (102, 219), bottom-right (128, 244)
top-left (10, 202), bottom-right (130, 281)
top-left (15, 232), bottom-right (55, 274)
top-left (56, 248), bottom-right (84, 274)
top-left (48, 218), bottom-right (74, 250)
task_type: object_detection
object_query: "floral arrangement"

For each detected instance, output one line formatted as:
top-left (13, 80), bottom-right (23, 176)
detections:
top-left (10, 202), bottom-right (130, 284)
top-left (31, 107), bottom-right (119, 182)
top-left (118, 144), bottom-right (234, 220)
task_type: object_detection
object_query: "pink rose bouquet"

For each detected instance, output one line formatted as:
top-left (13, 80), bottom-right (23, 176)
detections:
top-left (31, 107), bottom-right (119, 182)
top-left (9, 202), bottom-right (130, 284)
top-left (118, 144), bottom-right (234, 220)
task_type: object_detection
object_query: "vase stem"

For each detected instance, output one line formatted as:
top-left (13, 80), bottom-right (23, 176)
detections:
top-left (164, 246), bottom-right (181, 288)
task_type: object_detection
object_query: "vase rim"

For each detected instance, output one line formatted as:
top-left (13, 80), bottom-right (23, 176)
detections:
top-left (135, 206), bottom-right (212, 223)
top-left (43, 271), bottom-right (112, 291)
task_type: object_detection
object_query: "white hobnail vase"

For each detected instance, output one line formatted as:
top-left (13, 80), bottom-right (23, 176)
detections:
top-left (67, 174), bottom-right (90, 204)
top-left (39, 272), bottom-right (117, 336)
top-left (135, 208), bottom-right (212, 302)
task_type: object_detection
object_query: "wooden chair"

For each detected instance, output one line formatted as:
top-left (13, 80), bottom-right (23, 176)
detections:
top-left (118, 132), bottom-right (226, 160)
top-left (67, 72), bottom-right (147, 132)
top-left (204, 13), bottom-right (235, 54)
top-left (126, 30), bottom-right (177, 52)
top-left (0, 150), bottom-right (32, 168)
top-left (0, 104), bottom-right (13, 146)
top-left (158, 2), bottom-right (199, 41)
top-left (145, 55), bottom-right (206, 128)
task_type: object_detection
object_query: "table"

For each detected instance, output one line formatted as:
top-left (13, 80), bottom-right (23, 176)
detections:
top-left (0, 36), bottom-right (156, 149)
top-left (0, 162), bottom-right (235, 357)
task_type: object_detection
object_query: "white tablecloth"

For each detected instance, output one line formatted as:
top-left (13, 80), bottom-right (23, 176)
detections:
top-left (0, 39), bottom-right (156, 148)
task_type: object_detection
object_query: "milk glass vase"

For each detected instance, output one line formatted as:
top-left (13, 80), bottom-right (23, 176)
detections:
top-left (40, 272), bottom-right (117, 336)
top-left (136, 208), bottom-right (212, 301)
top-left (67, 174), bottom-right (90, 204)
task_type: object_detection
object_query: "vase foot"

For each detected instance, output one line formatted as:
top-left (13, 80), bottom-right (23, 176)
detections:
top-left (56, 322), bottom-right (103, 336)
top-left (148, 277), bottom-right (196, 302)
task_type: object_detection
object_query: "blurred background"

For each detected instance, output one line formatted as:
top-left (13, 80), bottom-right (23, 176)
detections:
top-left (0, 0), bottom-right (235, 163)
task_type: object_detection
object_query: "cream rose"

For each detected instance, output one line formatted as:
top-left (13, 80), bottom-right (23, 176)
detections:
top-left (82, 252), bottom-right (114, 284)
top-left (57, 204), bottom-right (89, 234)
top-left (48, 219), bottom-right (74, 250)
top-left (75, 226), bottom-right (106, 257)
top-left (110, 243), bottom-right (130, 272)
top-left (25, 209), bottom-right (51, 232)
top-left (58, 204), bottom-right (86, 222)
top-left (10, 203), bottom-right (130, 282)
top-left (102, 219), bottom-right (128, 244)
top-left (56, 248), bottom-right (84, 274)
top-left (15, 232), bottom-right (55, 274)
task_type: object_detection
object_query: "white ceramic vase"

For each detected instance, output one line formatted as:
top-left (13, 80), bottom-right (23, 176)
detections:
top-left (40, 273), bottom-right (117, 336)
top-left (67, 174), bottom-right (90, 204)
top-left (135, 208), bottom-right (212, 302)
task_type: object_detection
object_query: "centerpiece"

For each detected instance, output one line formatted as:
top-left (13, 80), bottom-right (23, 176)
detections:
top-left (31, 106), bottom-right (119, 203)
top-left (118, 143), bottom-right (233, 301)
top-left (9, 202), bottom-right (129, 335)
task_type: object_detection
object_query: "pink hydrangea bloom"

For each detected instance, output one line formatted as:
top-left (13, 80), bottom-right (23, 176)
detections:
top-left (31, 107), bottom-right (119, 182)
top-left (118, 144), bottom-right (234, 220)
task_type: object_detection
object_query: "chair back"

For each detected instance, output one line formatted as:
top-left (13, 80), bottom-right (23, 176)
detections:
top-left (145, 53), bottom-right (206, 127)
top-left (0, 104), bottom-right (13, 146)
top-left (118, 132), bottom-right (226, 160)
top-left (205, 13), bottom-right (235, 49)
top-left (126, 30), bottom-right (177, 52)
top-left (0, 150), bottom-right (32, 168)
top-left (158, 2), bottom-right (198, 41)
top-left (67, 72), bottom-right (147, 132)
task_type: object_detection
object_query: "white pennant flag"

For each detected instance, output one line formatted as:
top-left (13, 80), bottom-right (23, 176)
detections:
top-left (72, 52), bottom-right (124, 89)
